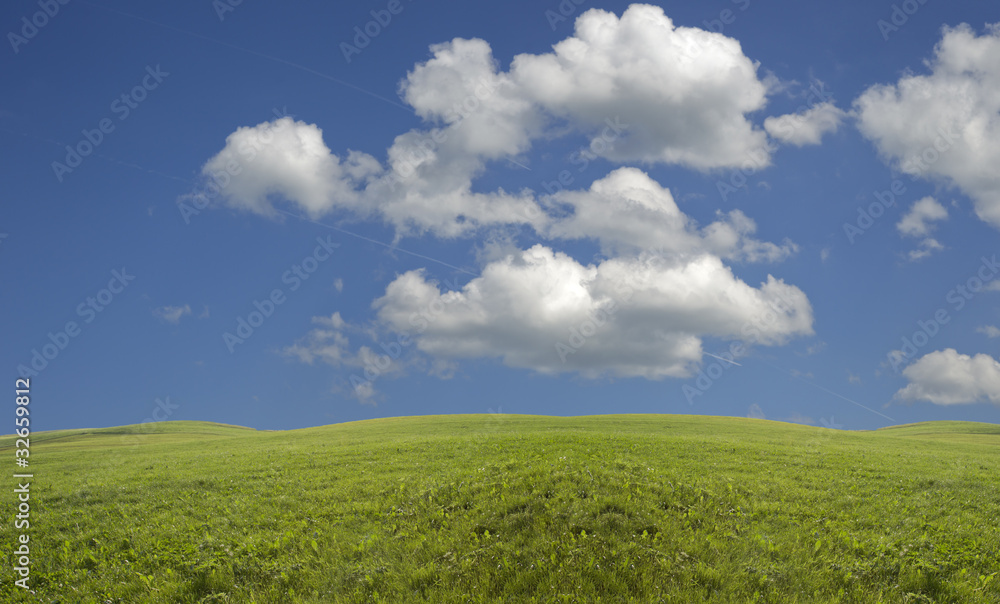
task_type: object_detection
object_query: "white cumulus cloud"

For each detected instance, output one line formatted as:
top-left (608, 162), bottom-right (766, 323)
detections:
top-left (545, 167), bottom-right (797, 261)
top-left (372, 244), bottom-right (813, 380)
top-left (855, 23), bottom-right (1000, 229)
top-left (895, 348), bottom-right (1000, 406)
top-left (505, 4), bottom-right (773, 169)
top-left (197, 118), bottom-right (380, 219)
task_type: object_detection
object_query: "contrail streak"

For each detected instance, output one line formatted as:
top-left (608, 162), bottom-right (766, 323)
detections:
top-left (704, 352), bottom-right (742, 366)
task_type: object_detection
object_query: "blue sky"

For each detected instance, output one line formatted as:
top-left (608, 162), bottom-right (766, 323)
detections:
top-left (3, 0), bottom-right (1000, 432)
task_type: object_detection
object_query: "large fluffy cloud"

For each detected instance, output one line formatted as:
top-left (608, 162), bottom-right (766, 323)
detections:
top-left (545, 167), bottom-right (797, 261)
top-left (197, 118), bottom-right (380, 219)
top-left (895, 348), bottom-right (1000, 406)
top-left (855, 23), bottom-right (1000, 229)
top-left (399, 4), bottom-right (776, 170)
top-left (503, 4), bottom-right (772, 169)
top-left (187, 117), bottom-right (546, 237)
top-left (399, 37), bottom-right (542, 159)
top-left (372, 245), bottom-right (812, 379)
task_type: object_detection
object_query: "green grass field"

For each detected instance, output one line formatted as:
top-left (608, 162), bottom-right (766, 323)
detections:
top-left (2, 415), bottom-right (999, 603)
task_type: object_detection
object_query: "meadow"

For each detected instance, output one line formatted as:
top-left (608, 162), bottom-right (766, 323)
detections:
top-left (1, 414), bottom-right (998, 603)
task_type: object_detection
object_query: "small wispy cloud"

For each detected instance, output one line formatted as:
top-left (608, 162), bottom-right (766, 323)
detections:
top-left (764, 102), bottom-right (846, 147)
top-left (153, 304), bottom-right (192, 324)
top-left (897, 197), bottom-right (948, 261)
top-left (977, 325), bottom-right (1000, 339)
top-left (907, 238), bottom-right (944, 262)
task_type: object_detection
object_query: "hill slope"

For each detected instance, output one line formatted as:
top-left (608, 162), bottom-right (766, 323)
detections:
top-left (3, 415), bottom-right (999, 603)
top-left (0, 420), bottom-right (258, 452)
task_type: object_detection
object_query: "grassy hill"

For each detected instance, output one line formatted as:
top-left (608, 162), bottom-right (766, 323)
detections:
top-left (2, 415), bottom-right (999, 603)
